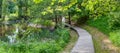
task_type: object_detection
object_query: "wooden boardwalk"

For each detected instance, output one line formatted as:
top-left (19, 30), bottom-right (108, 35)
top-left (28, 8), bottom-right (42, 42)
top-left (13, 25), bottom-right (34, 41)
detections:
top-left (70, 27), bottom-right (94, 53)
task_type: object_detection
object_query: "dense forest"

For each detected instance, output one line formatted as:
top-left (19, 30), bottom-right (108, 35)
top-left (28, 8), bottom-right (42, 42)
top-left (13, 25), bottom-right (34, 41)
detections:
top-left (0, 0), bottom-right (120, 53)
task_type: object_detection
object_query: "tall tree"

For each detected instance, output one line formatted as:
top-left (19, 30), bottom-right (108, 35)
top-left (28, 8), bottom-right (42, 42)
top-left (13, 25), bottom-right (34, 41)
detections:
top-left (0, 0), bottom-right (3, 18)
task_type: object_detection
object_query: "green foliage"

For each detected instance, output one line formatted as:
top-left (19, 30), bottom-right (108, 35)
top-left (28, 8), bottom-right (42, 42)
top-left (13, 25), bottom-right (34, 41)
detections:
top-left (68, 0), bottom-right (89, 24)
top-left (86, 0), bottom-right (120, 48)
top-left (31, 18), bottom-right (55, 27)
top-left (29, 0), bottom-right (79, 26)
top-left (1, 0), bottom-right (120, 52)
top-left (8, 1), bottom-right (16, 13)
top-left (33, 0), bottom-right (43, 4)
top-left (71, 15), bottom-right (79, 22)
top-left (107, 1), bottom-right (120, 30)
top-left (110, 30), bottom-right (120, 46)
top-left (86, 1), bottom-right (120, 48)
top-left (0, 27), bottom-right (70, 53)
top-left (108, 11), bottom-right (120, 30)
top-left (30, 0), bottom-right (70, 18)
top-left (0, 41), bottom-right (62, 53)
top-left (87, 16), bottom-right (110, 35)
top-left (81, 0), bottom-right (117, 18)
top-left (55, 28), bottom-right (70, 43)
top-left (0, 0), bottom-right (3, 18)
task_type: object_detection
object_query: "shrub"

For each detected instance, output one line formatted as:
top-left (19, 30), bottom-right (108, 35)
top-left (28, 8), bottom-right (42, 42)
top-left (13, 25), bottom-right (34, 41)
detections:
top-left (108, 11), bottom-right (120, 30)
top-left (110, 30), bottom-right (120, 46)
top-left (0, 27), bottom-right (70, 53)
top-left (87, 16), bottom-right (110, 34)
top-left (0, 41), bottom-right (62, 53)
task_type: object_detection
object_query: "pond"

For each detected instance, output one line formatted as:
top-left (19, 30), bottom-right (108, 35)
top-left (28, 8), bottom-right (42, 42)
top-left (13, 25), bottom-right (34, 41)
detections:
top-left (0, 24), bottom-right (16, 42)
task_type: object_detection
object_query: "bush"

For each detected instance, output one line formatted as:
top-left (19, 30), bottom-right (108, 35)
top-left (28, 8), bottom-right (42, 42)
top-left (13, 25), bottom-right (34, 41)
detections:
top-left (87, 16), bottom-right (110, 34)
top-left (108, 11), bottom-right (120, 30)
top-left (0, 41), bottom-right (62, 53)
top-left (0, 27), bottom-right (70, 53)
top-left (110, 30), bottom-right (120, 46)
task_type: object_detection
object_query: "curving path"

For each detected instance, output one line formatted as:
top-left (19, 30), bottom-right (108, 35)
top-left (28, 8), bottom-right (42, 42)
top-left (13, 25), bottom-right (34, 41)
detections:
top-left (65, 24), bottom-right (94, 53)
top-left (71, 27), bottom-right (94, 53)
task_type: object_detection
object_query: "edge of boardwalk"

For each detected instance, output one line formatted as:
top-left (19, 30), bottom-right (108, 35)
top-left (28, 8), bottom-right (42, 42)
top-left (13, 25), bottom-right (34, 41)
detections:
top-left (65, 24), bottom-right (94, 53)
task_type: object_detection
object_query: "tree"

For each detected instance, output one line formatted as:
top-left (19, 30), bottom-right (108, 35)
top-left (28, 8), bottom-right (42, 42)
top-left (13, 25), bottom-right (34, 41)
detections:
top-left (0, 0), bottom-right (3, 18)
top-left (108, 0), bottom-right (120, 30)
top-left (30, 0), bottom-right (79, 25)
top-left (81, 0), bottom-right (117, 18)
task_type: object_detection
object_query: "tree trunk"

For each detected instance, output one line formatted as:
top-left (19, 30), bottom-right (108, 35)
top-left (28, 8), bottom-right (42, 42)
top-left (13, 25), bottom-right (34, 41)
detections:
top-left (68, 12), bottom-right (71, 25)
top-left (55, 15), bottom-right (58, 24)
top-left (0, 0), bottom-right (3, 18)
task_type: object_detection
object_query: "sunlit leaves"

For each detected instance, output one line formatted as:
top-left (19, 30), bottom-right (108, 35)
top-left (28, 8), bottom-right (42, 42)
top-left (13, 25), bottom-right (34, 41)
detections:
top-left (33, 0), bottom-right (43, 4)
top-left (68, 0), bottom-right (77, 8)
top-left (76, 8), bottom-right (81, 12)
top-left (82, 0), bottom-right (118, 18)
top-left (30, 0), bottom-right (82, 21)
top-left (46, 7), bottom-right (53, 13)
top-left (55, 6), bottom-right (63, 11)
top-left (41, 11), bottom-right (47, 15)
top-left (63, 6), bottom-right (68, 11)
top-left (58, 0), bottom-right (66, 3)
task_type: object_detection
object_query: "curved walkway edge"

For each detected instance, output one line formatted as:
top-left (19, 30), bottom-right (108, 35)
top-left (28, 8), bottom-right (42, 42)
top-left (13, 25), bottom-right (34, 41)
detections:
top-left (65, 24), bottom-right (94, 53)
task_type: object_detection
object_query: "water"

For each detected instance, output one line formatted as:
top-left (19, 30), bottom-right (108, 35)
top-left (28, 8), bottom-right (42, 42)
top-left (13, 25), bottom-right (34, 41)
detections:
top-left (7, 26), bottom-right (19, 43)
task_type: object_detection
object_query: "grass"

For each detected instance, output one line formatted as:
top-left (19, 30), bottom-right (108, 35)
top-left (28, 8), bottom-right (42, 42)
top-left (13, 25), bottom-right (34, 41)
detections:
top-left (81, 25), bottom-right (120, 53)
top-left (110, 30), bottom-right (120, 46)
top-left (87, 16), bottom-right (120, 49)
top-left (87, 16), bottom-right (110, 35)
top-left (92, 37), bottom-right (110, 53)
top-left (60, 29), bottom-right (78, 53)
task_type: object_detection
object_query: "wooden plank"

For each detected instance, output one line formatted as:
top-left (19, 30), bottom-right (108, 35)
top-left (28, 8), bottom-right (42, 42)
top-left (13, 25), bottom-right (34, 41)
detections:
top-left (71, 27), bottom-right (94, 53)
top-left (65, 24), bottom-right (94, 53)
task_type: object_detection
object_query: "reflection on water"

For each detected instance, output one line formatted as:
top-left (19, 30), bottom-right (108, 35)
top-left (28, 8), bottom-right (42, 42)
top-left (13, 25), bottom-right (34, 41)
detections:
top-left (7, 26), bottom-right (19, 43)
top-left (0, 24), bottom-right (16, 43)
